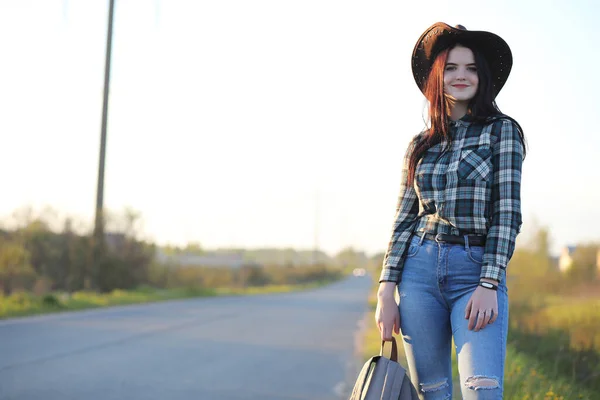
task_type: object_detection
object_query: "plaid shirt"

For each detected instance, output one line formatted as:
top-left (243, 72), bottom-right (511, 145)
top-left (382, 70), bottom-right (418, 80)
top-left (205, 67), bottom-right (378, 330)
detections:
top-left (380, 115), bottom-right (524, 284)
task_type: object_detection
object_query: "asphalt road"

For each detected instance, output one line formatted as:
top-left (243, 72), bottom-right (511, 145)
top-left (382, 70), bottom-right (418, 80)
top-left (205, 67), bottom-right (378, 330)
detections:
top-left (0, 276), bottom-right (372, 400)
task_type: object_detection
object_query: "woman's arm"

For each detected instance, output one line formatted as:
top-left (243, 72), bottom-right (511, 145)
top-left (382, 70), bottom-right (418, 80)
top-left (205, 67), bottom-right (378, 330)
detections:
top-left (379, 136), bottom-right (421, 283)
top-left (481, 119), bottom-right (525, 283)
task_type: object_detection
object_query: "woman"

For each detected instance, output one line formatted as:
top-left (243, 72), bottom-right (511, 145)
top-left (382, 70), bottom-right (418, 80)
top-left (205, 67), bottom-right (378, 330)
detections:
top-left (375, 23), bottom-right (526, 399)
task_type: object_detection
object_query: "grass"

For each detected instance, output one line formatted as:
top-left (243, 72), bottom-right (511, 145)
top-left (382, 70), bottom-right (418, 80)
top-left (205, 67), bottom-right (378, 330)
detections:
top-left (0, 278), bottom-right (339, 319)
top-left (503, 345), bottom-right (596, 400)
top-left (507, 296), bottom-right (600, 395)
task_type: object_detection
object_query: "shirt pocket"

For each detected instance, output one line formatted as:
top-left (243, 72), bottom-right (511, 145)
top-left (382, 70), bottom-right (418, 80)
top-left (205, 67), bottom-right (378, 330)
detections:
top-left (457, 146), bottom-right (492, 181)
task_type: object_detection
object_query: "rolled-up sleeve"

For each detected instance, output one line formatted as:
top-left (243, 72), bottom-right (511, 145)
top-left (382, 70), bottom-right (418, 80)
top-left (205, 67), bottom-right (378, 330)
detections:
top-left (481, 119), bottom-right (524, 282)
top-left (379, 137), bottom-right (421, 283)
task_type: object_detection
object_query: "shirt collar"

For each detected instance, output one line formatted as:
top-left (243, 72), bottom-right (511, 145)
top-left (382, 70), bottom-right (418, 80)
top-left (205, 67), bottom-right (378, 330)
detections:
top-left (449, 113), bottom-right (475, 128)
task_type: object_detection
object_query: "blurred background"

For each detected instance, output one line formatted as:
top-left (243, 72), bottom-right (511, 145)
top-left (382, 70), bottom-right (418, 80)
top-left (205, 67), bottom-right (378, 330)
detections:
top-left (0, 1), bottom-right (599, 399)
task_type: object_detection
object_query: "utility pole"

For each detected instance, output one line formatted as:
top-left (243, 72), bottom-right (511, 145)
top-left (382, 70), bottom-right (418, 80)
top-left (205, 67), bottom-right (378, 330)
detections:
top-left (92, 0), bottom-right (115, 289)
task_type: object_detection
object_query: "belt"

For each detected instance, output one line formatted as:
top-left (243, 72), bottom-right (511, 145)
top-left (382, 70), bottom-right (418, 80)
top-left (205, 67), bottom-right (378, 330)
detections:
top-left (414, 231), bottom-right (486, 246)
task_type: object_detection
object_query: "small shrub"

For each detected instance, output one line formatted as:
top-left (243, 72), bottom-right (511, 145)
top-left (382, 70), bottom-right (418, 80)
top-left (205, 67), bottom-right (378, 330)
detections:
top-left (42, 294), bottom-right (62, 308)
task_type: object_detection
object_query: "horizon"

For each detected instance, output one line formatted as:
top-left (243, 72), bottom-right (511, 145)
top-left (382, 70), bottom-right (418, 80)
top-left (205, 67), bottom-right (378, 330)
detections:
top-left (0, 203), bottom-right (573, 259)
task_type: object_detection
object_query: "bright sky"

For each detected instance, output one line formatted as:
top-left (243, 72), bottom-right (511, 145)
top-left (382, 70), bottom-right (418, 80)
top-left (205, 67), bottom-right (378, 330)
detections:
top-left (1, 0), bottom-right (599, 257)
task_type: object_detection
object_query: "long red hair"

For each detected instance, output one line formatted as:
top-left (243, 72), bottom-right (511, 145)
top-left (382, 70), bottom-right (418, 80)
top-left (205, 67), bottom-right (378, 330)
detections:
top-left (406, 44), bottom-right (526, 184)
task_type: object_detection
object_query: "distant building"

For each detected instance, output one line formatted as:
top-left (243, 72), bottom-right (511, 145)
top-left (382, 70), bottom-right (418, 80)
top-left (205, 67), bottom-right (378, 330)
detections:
top-left (155, 249), bottom-right (252, 269)
top-left (105, 232), bottom-right (126, 252)
top-left (558, 245), bottom-right (577, 272)
top-left (154, 247), bottom-right (338, 268)
top-left (558, 245), bottom-right (600, 276)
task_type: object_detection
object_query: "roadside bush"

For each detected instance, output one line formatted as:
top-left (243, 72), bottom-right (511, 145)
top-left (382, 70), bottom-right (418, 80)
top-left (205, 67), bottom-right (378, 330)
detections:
top-left (42, 294), bottom-right (62, 308)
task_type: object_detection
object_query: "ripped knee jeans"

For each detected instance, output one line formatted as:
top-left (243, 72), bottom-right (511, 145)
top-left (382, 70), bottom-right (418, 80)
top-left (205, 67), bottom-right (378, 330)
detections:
top-left (397, 235), bottom-right (508, 399)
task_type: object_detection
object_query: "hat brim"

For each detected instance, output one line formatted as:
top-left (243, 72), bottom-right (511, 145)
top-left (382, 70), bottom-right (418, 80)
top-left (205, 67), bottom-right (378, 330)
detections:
top-left (411, 22), bottom-right (512, 97)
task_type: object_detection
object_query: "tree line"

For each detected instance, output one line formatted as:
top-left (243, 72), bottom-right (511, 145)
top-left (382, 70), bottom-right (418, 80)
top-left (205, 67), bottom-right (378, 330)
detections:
top-left (0, 207), bottom-right (154, 295)
top-left (0, 207), bottom-right (371, 295)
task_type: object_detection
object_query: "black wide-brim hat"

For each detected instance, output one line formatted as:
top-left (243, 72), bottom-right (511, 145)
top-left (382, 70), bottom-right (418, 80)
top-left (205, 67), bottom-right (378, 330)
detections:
top-left (411, 22), bottom-right (513, 97)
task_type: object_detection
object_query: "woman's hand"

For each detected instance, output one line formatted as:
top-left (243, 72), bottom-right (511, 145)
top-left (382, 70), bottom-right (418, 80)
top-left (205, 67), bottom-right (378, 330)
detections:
top-left (375, 282), bottom-right (400, 341)
top-left (465, 279), bottom-right (499, 331)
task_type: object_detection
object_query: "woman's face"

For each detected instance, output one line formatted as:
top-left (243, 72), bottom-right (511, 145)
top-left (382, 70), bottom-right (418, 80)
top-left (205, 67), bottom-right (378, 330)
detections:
top-left (443, 45), bottom-right (479, 103)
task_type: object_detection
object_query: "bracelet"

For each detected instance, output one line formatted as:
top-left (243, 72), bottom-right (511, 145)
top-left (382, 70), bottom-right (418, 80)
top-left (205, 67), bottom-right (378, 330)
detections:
top-left (479, 281), bottom-right (498, 291)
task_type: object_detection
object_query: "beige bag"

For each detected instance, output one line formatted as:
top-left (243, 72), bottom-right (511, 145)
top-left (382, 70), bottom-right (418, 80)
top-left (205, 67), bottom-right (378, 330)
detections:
top-left (349, 337), bottom-right (419, 400)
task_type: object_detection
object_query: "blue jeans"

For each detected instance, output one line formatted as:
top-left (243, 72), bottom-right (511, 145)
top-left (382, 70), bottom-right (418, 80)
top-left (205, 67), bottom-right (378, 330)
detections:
top-left (398, 234), bottom-right (508, 400)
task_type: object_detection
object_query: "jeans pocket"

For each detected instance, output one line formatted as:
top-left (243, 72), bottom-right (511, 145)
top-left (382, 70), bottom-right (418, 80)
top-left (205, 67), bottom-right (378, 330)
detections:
top-left (466, 246), bottom-right (484, 264)
top-left (406, 241), bottom-right (421, 258)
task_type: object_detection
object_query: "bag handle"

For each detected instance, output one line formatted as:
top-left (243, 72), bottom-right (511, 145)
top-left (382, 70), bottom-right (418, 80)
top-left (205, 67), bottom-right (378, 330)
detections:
top-left (380, 337), bottom-right (398, 362)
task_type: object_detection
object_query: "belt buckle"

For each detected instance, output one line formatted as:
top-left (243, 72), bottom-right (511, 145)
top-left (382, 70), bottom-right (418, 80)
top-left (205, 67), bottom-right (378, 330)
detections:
top-left (434, 233), bottom-right (444, 243)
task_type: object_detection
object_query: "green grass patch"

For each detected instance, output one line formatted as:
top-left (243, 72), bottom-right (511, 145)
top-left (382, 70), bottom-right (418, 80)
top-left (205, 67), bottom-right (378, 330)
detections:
top-left (0, 278), bottom-right (339, 319)
top-left (216, 278), bottom-right (338, 296)
top-left (504, 344), bottom-right (596, 400)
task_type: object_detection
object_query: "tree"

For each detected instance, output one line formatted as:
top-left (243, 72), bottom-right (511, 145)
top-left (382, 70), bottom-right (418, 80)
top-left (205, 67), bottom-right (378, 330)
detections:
top-left (0, 239), bottom-right (35, 295)
top-left (17, 219), bottom-right (62, 283)
top-left (335, 247), bottom-right (368, 269)
top-left (184, 242), bottom-right (203, 255)
top-left (569, 243), bottom-right (600, 281)
top-left (96, 208), bottom-right (154, 292)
